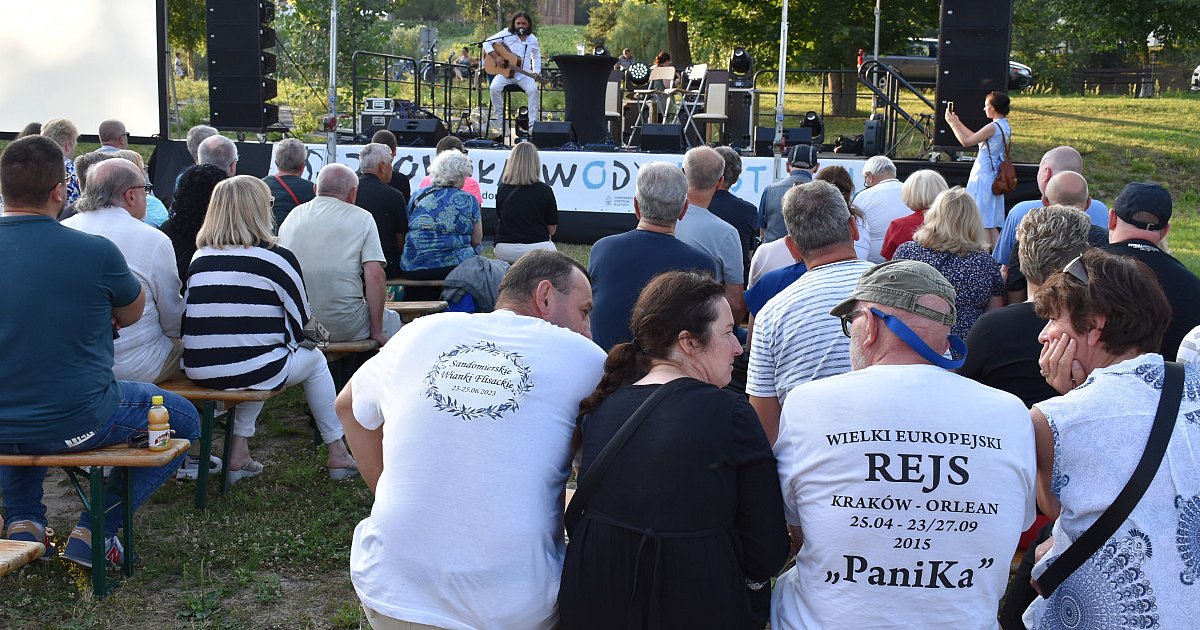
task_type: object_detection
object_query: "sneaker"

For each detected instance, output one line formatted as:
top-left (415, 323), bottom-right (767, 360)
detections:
top-left (62, 525), bottom-right (125, 569)
top-left (176, 454), bottom-right (224, 481)
top-left (5, 519), bottom-right (56, 560)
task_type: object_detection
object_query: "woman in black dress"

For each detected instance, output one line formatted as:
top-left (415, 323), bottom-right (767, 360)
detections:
top-left (559, 271), bottom-right (789, 629)
top-left (493, 142), bottom-right (558, 263)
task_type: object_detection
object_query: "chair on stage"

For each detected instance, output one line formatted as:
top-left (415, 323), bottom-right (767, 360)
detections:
top-left (487, 83), bottom-right (527, 143)
top-left (625, 65), bottom-right (676, 146)
top-left (690, 82), bottom-right (728, 145)
top-left (604, 80), bottom-right (622, 142)
top-left (673, 64), bottom-right (709, 147)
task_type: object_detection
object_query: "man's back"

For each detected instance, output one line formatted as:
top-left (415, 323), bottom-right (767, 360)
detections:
top-left (588, 229), bottom-right (716, 350)
top-left (747, 259), bottom-right (873, 405)
top-left (348, 310), bottom-right (605, 630)
top-left (263, 173), bottom-right (315, 229)
top-left (853, 179), bottom-right (909, 262)
top-left (355, 174), bottom-right (407, 278)
top-left (0, 215), bottom-right (140, 442)
top-left (708, 189), bottom-right (758, 280)
top-left (63, 207), bottom-right (184, 381)
top-left (758, 171), bottom-right (810, 243)
top-left (772, 365), bottom-right (1036, 629)
top-left (1102, 239), bottom-right (1200, 357)
top-left (279, 196), bottom-right (384, 341)
top-left (674, 204), bottom-right (744, 285)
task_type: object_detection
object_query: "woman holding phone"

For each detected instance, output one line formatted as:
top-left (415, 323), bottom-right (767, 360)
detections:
top-left (944, 91), bottom-right (1012, 245)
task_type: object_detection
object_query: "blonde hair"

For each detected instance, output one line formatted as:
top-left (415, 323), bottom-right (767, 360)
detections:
top-left (901, 169), bottom-right (948, 212)
top-left (42, 118), bottom-right (78, 151)
top-left (114, 149), bottom-right (146, 170)
top-left (196, 175), bottom-right (277, 249)
top-left (499, 142), bottom-right (541, 186)
top-left (913, 187), bottom-right (989, 255)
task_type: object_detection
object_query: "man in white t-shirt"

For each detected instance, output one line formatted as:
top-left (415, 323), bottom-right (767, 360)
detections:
top-left (853, 155), bottom-right (910, 263)
top-left (279, 163), bottom-right (401, 345)
top-left (336, 250), bottom-right (605, 630)
top-left (747, 180), bottom-right (871, 444)
top-left (772, 259), bottom-right (1036, 629)
top-left (63, 159), bottom-right (184, 383)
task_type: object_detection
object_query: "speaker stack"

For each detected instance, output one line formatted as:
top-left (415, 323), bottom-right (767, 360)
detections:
top-left (206, 0), bottom-right (278, 131)
top-left (932, 1), bottom-right (1013, 150)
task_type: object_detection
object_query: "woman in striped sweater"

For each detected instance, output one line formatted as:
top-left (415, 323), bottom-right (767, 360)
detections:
top-left (182, 176), bottom-right (357, 483)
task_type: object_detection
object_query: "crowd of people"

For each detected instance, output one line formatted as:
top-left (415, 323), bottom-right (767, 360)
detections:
top-left (1, 89), bottom-right (1199, 630)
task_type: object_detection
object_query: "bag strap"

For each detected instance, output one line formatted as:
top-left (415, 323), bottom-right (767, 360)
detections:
top-left (1033, 360), bottom-right (1185, 597)
top-left (565, 378), bottom-right (702, 533)
top-left (988, 122), bottom-right (1009, 172)
top-left (273, 175), bottom-right (302, 206)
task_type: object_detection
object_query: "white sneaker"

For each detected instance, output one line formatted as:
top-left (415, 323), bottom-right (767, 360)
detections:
top-left (176, 454), bottom-right (223, 480)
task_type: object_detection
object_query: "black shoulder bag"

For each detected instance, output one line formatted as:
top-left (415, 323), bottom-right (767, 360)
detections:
top-left (1032, 360), bottom-right (1185, 597)
top-left (565, 378), bottom-right (702, 534)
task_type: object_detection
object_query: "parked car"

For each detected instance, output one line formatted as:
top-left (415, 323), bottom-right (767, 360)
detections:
top-left (877, 38), bottom-right (1034, 90)
top-left (1192, 64), bottom-right (1200, 91)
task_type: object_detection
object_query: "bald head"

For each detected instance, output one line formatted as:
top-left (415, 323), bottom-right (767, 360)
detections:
top-left (77, 159), bottom-right (143, 213)
top-left (1045, 171), bottom-right (1089, 210)
top-left (198, 135), bottom-right (238, 176)
top-left (1037, 146), bottom-right (1084, 194)
top-left (315, 163), bottom-right (359, 201)
top-left (98, 119), bottom-right (128, 149)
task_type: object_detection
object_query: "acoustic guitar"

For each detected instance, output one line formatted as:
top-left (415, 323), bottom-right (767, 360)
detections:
top-left (482, 42), bottom-right (548, 83)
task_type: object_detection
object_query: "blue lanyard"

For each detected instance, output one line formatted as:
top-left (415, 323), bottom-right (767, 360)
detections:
top-left (870, 307), bottom-right (967, 370)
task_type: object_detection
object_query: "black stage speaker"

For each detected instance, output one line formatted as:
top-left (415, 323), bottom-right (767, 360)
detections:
top-left (639, 124), bottom-right (682, 153)
top-left (933, 0), bottom-right (1013, 149)
top-left (753, 127), bottom-right (811, 157)
top-left (388, 118), bottom-right (448, 147)
top-left (726, 89), bottom-right (755, 150)
top-left (207, 0), bottom-right (278, 131)
top-left (531, 121), bottom-right (576, 148)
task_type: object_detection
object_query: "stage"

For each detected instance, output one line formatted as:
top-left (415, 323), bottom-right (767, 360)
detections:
top-left (149, 140), bottom-right (1039, 244)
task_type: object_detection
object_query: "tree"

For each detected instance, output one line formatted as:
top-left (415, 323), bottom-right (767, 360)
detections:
top-left (1053, 0), bottom-right (1200, 66)
top-left (167, 0), bottom-right (207, 72)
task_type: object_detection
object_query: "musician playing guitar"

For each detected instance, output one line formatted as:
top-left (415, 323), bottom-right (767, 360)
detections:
top-left (483, 12), bottom-right (540, 138)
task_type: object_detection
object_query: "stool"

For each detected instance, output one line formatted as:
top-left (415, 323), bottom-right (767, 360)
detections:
top-left (488, 83), bottom-right (526, 143)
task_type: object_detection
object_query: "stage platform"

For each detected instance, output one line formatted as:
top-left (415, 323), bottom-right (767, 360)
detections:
top-left (149, 140), bottom-right (1038, 244)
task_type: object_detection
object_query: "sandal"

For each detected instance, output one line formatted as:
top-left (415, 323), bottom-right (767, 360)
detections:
top-left (225, 460), bottom-right (263, 485)
top-left (328, 460), bottom-right (359, 481)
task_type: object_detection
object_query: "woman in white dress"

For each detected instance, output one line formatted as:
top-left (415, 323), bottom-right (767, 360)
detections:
top-left (943, 91), bottom-right (1011, 245)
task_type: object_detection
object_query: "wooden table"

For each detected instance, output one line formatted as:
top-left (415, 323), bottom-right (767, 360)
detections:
top-left (385, 300), bottom-right (449, 322)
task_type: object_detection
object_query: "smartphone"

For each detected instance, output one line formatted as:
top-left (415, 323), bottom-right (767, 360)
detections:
top-left (947, 101), bottom-right (955, 112)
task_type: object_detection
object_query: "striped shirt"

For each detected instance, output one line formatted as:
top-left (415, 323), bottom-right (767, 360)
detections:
top-left (746, 258), bottom-right (873, 402)
top-left (182, 244), bottom-right (311, 391)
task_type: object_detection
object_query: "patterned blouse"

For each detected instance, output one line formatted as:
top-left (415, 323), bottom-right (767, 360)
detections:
top-left (400, 186), bottom-right (480, 273)
top-left (891, 241), bottom-right (1003, 338)
top-left (65, 157), bottom-right (81, 206)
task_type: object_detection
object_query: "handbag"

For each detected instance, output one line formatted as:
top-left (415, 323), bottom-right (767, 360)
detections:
top-left (1031, 361), bottom-right (1185, 597)
top-left (990, 124), bottom-right (1018, 195)
top-left (298, 317), bottom-right (330, 350)
top-left (564, 378), bottom-right (702, 534)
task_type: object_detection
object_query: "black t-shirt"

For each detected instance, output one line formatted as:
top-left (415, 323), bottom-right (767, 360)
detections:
top-left (389, 168), bottom-right (412, 200)
top-left (708, 189), bottom-right (758, 281)
top-left (494, 182), bottom-right (558, 244)
top-left (1103, 239), bottom-right (1200, 357)
top-left (263, 174), bottom-right (316, 230)
top-left (355, 174), bottom-right (408, 278)
top-left (959, 301), bottom-right (1058, 409)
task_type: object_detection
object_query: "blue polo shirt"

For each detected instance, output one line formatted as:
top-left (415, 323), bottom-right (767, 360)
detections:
top-left (0, 215), bottom-right (140, 443)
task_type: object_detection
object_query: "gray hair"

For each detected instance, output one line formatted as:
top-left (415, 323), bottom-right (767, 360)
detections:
top-left (429, 150), bottom-right (472, 188)
top-left (273, 138), bottom-right (308, 172)
top-left (1017, 204), bottom-right (1091, 286)
top-left (782, 179), bottom-right (851, 255)
top-left (98, 119), bottom-right (126, 144)
top-left (359, 143), bottom-right (393, 173)
top-left (77, 159), bottom-right (143, 212)
top-left (74, 152), bottom-right (117, 190)
top-left (714, 146), bottom-right (742, 186)
top-left (315, 163), bottom-right (359, 199)
top-left (198, 135), bottom-right (238, 173)
top-left (682, 146), bottom-right (724, 190)
top-left (863, 155), bottom-right (896, 178)
top-left (186, 125), bottom-right (218, 162)
top-left (634, 162), bottom-right (688, 224)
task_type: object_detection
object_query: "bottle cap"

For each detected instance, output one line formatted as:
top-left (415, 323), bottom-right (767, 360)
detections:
top-left (152, 395), bottom-right (163, 405)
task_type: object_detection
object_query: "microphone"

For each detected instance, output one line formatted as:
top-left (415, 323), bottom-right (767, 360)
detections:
top-left (517, 27), bottom-right (529, 36)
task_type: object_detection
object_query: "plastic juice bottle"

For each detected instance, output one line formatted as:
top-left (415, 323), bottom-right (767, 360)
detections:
top-left (148, 396), bottom-right (171, 451)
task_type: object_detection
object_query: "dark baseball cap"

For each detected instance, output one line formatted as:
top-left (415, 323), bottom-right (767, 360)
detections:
top-left (830, 260), bottom-right (957, 326)
top-left (788, 144), bottom-right (818, 169)
top-left (1113, 182), bottom-right (1172, 231)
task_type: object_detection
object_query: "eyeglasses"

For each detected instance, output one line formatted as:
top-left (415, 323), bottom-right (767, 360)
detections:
top-left (127, 184), bottom-right (153, 195)
top-left (1063, 255), bottom-right (1088, 284)
top-left (46, 176), bottom-right (69, 194)
top-left (839, 308), bottom-right (868, 337)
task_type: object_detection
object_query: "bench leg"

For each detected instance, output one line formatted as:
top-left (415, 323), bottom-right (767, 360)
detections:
top-left (89, 466), bottom-right (107, 597)
top-left (195, 401), bottom-right (214, 510)
top-left (220, 404), bottom-right (235, 496)
top-left (121, 470), bottom-right (134, 578)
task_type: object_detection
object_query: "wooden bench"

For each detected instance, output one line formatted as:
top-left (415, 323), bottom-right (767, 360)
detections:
top-left (386, 278), bottom-right (447, 302)
top-left (386, 300), bottom-right (449, 322)
top-left (0, 439), bottom-right (189, 596)
top-left (385, 278), bottom-right (446, 288)
top-left (0, 539), bottom-right (45, 578)
top-left (158, 379), bottom-right (283, 509)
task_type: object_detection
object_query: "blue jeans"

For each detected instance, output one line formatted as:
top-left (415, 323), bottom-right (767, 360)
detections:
top-left (0, 381), bottom-right (200, 537)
